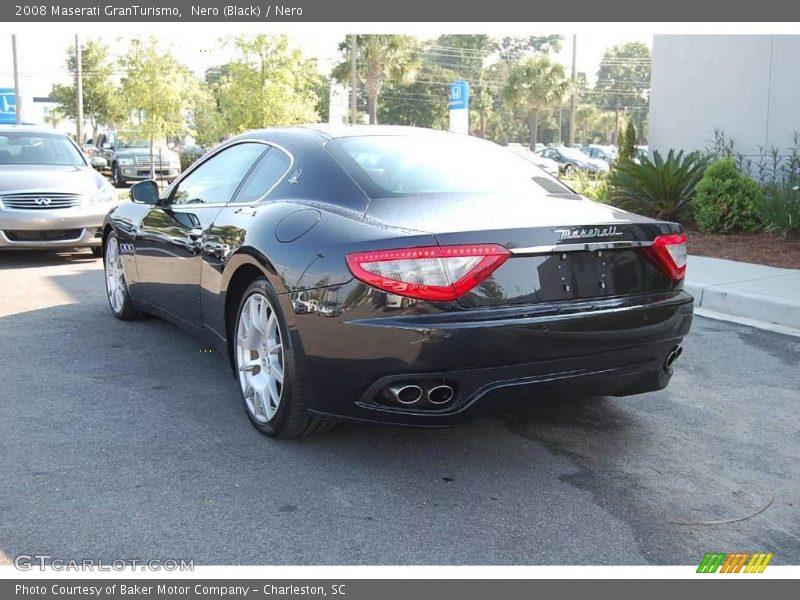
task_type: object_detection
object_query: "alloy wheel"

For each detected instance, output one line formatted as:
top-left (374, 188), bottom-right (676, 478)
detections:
top-left (104, 236), bottom-right (126, 314)
top-left (236, 293), bottom-right (284, 423)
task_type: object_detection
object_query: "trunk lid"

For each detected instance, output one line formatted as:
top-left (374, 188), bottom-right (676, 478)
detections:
top-left (364, 192), bottom-right (682, 307)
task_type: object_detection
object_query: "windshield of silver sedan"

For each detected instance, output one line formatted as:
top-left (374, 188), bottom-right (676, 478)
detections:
top-left (0, 132), bottom-right (85, 167)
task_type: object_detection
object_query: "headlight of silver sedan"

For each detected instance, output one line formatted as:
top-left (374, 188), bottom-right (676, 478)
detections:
top-left (88, 182), bottom-right (119, 206)
top-left (117, 158), bottom-right (134, 166)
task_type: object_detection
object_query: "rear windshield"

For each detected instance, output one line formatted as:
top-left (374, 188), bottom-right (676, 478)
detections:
top-left (327, 134), bottom-right (570, 199)
top-left (0, 132), bottom-right (85, 166)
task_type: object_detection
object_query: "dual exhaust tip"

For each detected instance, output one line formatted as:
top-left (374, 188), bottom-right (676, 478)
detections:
top-left (665, 345), bottom-right (683, 371)
top-left (386, 382), bottom-right (455, 406)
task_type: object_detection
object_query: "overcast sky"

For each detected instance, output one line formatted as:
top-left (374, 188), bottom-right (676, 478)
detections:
top-left (0, 30), bottom-right (651, 100)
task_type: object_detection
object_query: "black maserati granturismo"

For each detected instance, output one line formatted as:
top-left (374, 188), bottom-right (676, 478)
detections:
top-left (102, 125), bottom-right (693, 437)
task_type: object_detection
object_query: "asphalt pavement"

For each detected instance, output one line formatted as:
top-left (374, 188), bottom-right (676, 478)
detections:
top-left (0, 250), bottom-right (798, 565)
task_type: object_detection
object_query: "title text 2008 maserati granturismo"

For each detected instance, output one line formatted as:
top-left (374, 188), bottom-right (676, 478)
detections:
top-left (102, 125), bottom-right (693, 438)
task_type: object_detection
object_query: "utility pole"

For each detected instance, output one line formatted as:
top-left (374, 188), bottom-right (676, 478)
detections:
top-left (11, 35), bottom-right (21, 125)
top-left (349, 34), bottom-right (358, 125)
top-left (568, 34), bottom-right (577, 145)
top-left (75, 35), bottom-right (84, 145)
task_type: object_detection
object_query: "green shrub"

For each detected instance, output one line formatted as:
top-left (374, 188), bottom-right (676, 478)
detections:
top-left (571, 170), bottom-right (609, 202)
top-left (608, 150), bottom-right (707, 221)
top-left (758, 183), bottom-right (800, 239)
top-left (693, 159), bottom-right (763, 233)
top-left (179, 148), bottom-right (203, 171)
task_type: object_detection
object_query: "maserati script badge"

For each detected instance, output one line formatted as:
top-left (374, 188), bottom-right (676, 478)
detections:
top-left (553, 226), bottom-right (624, 240)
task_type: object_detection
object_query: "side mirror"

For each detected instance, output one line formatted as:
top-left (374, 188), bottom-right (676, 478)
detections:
top-left (129, 180), bottom-right (160, 205)
top-left (90, 156), bottom-right (107, 170)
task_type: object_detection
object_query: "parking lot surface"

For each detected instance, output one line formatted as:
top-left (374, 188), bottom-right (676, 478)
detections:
top-left (0, 251), bottom-right (798, 565)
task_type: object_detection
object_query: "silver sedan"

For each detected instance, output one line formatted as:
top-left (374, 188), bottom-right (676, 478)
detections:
top-left (0, 125), bottom-right (118, 255)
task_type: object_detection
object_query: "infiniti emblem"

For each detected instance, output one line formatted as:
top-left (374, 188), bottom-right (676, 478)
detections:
top-left (34, 197), bottom-right (52, 205)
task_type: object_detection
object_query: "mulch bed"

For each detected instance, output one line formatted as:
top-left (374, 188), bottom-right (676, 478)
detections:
top-left (686, 230), bottom-right (800, 270)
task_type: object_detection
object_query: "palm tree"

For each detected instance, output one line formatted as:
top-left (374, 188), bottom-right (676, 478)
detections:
top-left (502, 56), bottom-right (571, 150)
top-left (333, 35), bottom-right (419, 124)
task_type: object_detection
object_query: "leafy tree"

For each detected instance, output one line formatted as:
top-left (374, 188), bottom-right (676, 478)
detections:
top-left (120, 37), bottom-right (194, 177)
top-left (433, 35), bottom-right (494, 137)
top-left (215, 35), bottom-right (323, 132)
top-left (616, 120), bottom-right (627, 156)
top-left (575, 104), bottom-right (617, 144)
top-left (621, 117), bottom-right (636, 160)
top-left (333, 35), bottom-right (419, 124)
top-left (49, 39), bottom-right (125, 141)
top-left (594, 42), bottom-right (651, 132)
top-left (378, 46), bottom-right (450, 129)
top-left (493, 35), bottom-right (564, 60)
top-left (502, 56), bottom-right (570, 150)
top-left (188, 82), bottom-right (226, 148)
top-left (43, 107), bottom-right (65, 130)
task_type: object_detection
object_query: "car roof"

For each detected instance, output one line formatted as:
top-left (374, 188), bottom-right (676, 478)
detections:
top-left (233, 124), bottom-right (462, 144)
top-left (0, 124), bottom-right (70, 136)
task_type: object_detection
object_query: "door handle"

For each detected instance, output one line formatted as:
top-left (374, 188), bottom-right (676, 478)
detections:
top-left (187, 227), bottom-right (204, 240)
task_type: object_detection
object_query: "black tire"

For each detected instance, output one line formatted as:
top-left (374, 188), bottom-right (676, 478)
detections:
top-left (90, 246), bottom-right (103, 258)
top-left (564, 164), bottom-right (578, 177)
top-left (112, 163), bottom-right (126, 188)
top-left (233, 277), bottom-right (334, 438)
top-left (103, 231), bottom-right (143, 321)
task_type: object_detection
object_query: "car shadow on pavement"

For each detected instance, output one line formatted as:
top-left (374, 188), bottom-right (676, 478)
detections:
top-left (0, 249), bottom-right (99, 270)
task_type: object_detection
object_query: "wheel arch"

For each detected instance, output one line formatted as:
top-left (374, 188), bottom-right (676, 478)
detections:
top-left (222, 248), bottom-right (288, 369)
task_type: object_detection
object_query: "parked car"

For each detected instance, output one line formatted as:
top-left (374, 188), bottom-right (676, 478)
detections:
top-left (316, 301), bottom-right (342, 318)
top-left (506, 143), bottom-right (560, 177)
top-left (102, 125), bottom-right (692, 438)
top-left (95, 131), bottom-right (181, 188)
top-left (0, 125), bottom-right (119, 256)
top-left (582, 145), bottom-right (617, 166)
top-left (537, 146), bottom-right (610, 176)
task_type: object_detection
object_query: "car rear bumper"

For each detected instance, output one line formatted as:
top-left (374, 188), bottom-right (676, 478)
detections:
top-left (0, 208), bottom-right (108, 248)
top-left (287, 288), bottom-right (694, 426)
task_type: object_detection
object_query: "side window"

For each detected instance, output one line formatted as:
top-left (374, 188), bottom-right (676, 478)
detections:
top-left (170, 143), bottom-right (267, 205)
top-left (232, 147), bottom-right (292, 203)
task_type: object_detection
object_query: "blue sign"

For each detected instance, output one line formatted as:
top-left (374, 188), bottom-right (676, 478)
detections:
top-left (449, 80), bottom-right (469, 110)
top-left (0, 88), bottom-right (17, 124)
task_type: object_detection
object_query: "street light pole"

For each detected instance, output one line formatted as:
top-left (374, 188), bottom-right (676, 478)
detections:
top-left (349, 34), bottom-right (358, 125)
top-left (11, 35), bottom-right (21, 125)
top-left (75, 35), bottom-right (84, 145)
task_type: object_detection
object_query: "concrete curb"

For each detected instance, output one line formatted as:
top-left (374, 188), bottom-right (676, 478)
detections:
top-left (685, 255), bottom-right (800, 331)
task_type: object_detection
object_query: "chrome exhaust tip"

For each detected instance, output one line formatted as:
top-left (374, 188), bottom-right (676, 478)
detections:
top-left (664, 345), bottom-right (683, 371)
top-left (387, 383), bottom-right (424, 405)
top-left (427, 384), bottom-right (455, 405)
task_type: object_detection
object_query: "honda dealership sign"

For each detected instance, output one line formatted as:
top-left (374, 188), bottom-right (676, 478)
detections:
top-left (448, 80), bottom-right (469, 134)
top-left (0, 88), bottom-right (18, 124)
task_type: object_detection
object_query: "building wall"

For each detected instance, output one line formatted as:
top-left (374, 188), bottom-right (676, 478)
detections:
top-left (650, 35), bottom-right (800, 159)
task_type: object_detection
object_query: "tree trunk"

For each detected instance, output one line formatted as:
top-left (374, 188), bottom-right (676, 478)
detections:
top-left (528, 111), bottom-right (539, 151)
top-left (479, 105), bottom-right (486, 139)
top-left (367, 94), bottom-right (378, 125)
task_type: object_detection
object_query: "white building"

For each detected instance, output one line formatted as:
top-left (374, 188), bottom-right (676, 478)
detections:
top-left (649, 35), bottom-right (800, 159)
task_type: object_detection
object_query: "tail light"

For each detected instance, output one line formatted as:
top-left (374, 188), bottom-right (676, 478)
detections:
top-left (345, 244), bottom-right (510, 302)
top-left (645, 233), bottom-right (687, 280)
